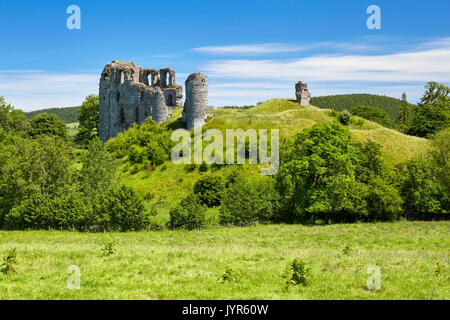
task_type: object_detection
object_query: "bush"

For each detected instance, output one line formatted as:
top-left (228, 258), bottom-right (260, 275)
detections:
top-left (396, 158), bottom-right (448, 220)
top-left (92, 185), bottom-right (152, 231)
top-left (27, 113), bottom-right (68, 140)
top-left (168, 195), bottom-right (207, 230)
top-left (106, 119), bottom-right (173, 167)
top-left (79, 137), bottom-right (116, 197)
top-left (1, 248), bottom-right (17, 275)
top-left (193, 175), bottom-right (225, 207)
top-left (365, 177), bottom-right (403, 221)
top-left (75, 95), bottom-right (99, 145)
top-left (284, 259), bottom-right (310, 290)
top-left (338, 110), bottom-right (351, 125)
top-left (199, 161), bottom-right (209, 172)
top-left (6, 192), bottom-right (91, 231)
top-left (220, 176), bottom-right (279, 225)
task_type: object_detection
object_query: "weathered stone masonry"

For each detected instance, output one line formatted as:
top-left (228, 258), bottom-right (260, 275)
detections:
top-left (99, 61), bottom-right (184, 142)
top-left (295, 81), bottom-right (311, 106)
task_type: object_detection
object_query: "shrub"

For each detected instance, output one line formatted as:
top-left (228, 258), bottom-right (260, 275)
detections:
top-left (79, 137), bottom-right (116, 197)
top-left (217, 267), bottom-right (239, 283)
top-left (365, 177), bottom-right (403, 221)
top-left (338, 109), bottom-right (351, 125)
top-left (106, 119), bottom-right (173, 167)
top-left (101, 241), bottom-right (117, 256)
top-left (168, 195), bottom-right (207, 230)
top-left (396, 158), bottom-right (448, 220)
top-left (6, 192), bottom-right (91, 231)
top-left (193, 175), bottom-right (225, 207)
top-left (92, 185), bottom-right (152, 231)
top-left (284, 259), bottom-right (310, 290)
top-left (27, 113), bottom-right (68, 140)
top-left (220, 177), bottom-right (279, 225)
top-left (75, 95), bottom-right (99, 145)
top-left (199, 161), bottom-right (209, 172)
top-left (1, 248), bottom-right (17, 275)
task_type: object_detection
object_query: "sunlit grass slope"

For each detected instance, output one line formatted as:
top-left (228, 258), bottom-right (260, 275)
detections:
top-left (120, 99), bottom-right (429, 222)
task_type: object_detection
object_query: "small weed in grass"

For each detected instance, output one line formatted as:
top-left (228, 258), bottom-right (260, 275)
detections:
top-left (101, 241), bottom-right (117, 257)
top-left (435, 262), bottom-right (443, 276)
top-left (342, 244), bottom-right (352, 255)
top-left (1, 248), bottom-right (17, 275)
top-left (284, 259), bottom-right (310, 290)
top-left (218, 267), bottom-right (238, 283)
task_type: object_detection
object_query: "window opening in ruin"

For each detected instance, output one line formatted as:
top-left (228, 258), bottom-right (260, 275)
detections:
top-left (166, 73), bottom-right (170, 87)
top-left (167, 93), bottom-right (174, 106)
top-left (102, 73), bottom-right (107, 80)
top-left (120, 107), bottom-right (125, 124)
top-left (117, 92), bottom-right (120, 102)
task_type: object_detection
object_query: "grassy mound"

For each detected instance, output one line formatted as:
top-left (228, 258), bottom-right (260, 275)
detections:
top-left (117, 99), bottom-right (428, 223)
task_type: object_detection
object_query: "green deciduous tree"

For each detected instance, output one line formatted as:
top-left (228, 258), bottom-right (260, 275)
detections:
top-left (79, 137), bottom-right (116, 197)
top-left (277, 123), bottom-right (402, 223)
top-left (0, 96), bottom-right (27, 133)
top-left (75, 95), bottom-right (99, 145)
top-left (395, 158), bottom-right (448, 220)
top-left (430, 128), bottom-right (450, 203)
top-left (409, 82), bottom-right (450, 138)
top-left (220, 176), bottom-right (280, 225)
top-left (168, 195), bottom-right (208, 230)
top-left (396, 93), bottom-right (410, 133)
top-left (0, 136), bottom-right (72, 225)
top-left (193, 175), bottom-right (225, 207)
top-left (27, 112), bottom-right (68, 140)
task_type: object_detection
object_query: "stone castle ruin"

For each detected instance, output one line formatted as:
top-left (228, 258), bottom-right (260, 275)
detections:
top-left (295, 81), bottom-right (311, 106)
top-left (99, 61), bottom-right (208, 141)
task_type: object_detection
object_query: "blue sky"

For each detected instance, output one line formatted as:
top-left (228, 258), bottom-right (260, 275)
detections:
top-left (0, 0), bottom-right (449, 111)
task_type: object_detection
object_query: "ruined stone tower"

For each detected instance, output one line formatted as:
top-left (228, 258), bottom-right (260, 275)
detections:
top-left (183, 73), bottom-right (208, 130)
top-left (295, 81), bottom-right (311, 106)
top-left (99, 61), bottom-right (183, 142)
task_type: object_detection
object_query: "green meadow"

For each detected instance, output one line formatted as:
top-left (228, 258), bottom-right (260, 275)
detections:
top-left (0, 221), bottom-right (448, 299)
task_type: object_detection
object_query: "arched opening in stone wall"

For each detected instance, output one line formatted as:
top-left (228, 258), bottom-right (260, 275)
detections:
top-left (135, 107), bottom-right (139, 122)
top-left (166, 73), bottom-right (171, 87)
top-left (116, 92), bottom-right (120, 102)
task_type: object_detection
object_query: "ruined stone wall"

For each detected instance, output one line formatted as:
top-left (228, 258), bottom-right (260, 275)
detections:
top-left (295, 81), bottom-right (311, 106)
top-left (151, 87), bottom-right (169, 124)
top-left (183, 73), bottom-right (208, 130)
top-left (99, 61), bottom-right (184, 141)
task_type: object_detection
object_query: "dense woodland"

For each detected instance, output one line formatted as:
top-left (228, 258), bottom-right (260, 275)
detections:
top-left (25, 106), bottom-right (80, 124)
top-left (0, 82), bottom-right (449, 231)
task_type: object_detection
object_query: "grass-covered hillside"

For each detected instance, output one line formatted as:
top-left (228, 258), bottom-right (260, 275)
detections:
top-left (119, 98), bottom-right (429, 223)
top-left (310, 94), bottom-right (415, 122)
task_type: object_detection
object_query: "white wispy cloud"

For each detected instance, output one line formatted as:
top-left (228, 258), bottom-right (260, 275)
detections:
top-left (202, 48), bottom-right (450, 82)
top-left (193, 42), bottom-right (382, 56)
top-left (200, 38), bottom-right (450, 105)
top-left (192, 43), bottom-right (309, 55)
top-left (0, 71), bottom-right (99, 111)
